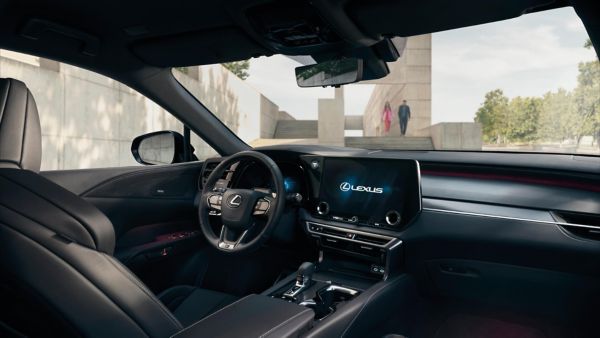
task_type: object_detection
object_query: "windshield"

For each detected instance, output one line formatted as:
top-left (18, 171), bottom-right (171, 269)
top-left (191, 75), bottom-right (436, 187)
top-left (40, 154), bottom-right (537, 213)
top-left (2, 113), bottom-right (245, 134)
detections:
top-left (175, 7), bottom-right (599, 156)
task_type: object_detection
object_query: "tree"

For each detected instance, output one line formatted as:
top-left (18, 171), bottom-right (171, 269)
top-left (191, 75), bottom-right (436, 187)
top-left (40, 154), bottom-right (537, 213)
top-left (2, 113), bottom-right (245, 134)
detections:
top-left (222, 60), bottom-right (250, 80)
top-left (475, 89), bottom-right (510, 143)
top-left (507, 96), bottom-right (541, 142)
top-left (537, 89), bottom-right (575, 142)
top-left (573, 59), bottom-right (600, 146)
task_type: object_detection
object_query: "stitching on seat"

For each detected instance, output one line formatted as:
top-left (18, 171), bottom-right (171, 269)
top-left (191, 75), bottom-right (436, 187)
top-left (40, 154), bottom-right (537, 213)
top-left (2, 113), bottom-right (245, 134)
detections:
top-left (0, 217), bottom-right (151, 337)
top-left (172, 295), bottom-right (253, 337)
top-left (0, 172), bottom-right (102, 251)
top-left (103, 254), bottom-right (183, 329)
top-left (0, 80), bottom-right (13, 168)
top-left (0, 79), bottom-right (11, 127)
top-left (19, 86), bottom-right (28, 169)
top-left (340, 275), bottom-right (408, 337)
top-left (259, 308), bottom-right (313, 338)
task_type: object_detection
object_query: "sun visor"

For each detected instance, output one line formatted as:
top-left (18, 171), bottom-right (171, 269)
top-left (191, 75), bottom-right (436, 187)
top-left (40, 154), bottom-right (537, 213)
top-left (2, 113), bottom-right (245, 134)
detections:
top-left (131, 27), bottom-right (271, 67)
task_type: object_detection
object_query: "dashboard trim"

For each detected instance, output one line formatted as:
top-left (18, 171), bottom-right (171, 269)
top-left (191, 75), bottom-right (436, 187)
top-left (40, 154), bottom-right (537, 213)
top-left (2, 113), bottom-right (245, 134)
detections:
top-left (423, 207), bottom-right (600, 231)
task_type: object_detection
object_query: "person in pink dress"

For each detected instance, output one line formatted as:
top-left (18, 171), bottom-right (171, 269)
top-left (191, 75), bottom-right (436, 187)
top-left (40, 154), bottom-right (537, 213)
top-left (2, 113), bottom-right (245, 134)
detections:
top-left (382, 101), bottom-right (392, 134)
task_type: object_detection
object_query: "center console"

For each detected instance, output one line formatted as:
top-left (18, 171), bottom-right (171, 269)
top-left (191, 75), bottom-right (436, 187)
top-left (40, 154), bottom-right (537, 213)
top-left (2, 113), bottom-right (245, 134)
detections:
top-left (300, 155), bottom-right (421, 279)
top-left (259, 156), bottom-right (421, 336)
top-left (174, 155), bottom-right (422, 338)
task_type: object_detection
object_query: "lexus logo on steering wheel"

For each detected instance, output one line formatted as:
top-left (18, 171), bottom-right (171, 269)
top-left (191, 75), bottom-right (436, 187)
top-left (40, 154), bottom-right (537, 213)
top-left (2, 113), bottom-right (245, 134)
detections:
top-left (227, 194), bottom-right (243, 208)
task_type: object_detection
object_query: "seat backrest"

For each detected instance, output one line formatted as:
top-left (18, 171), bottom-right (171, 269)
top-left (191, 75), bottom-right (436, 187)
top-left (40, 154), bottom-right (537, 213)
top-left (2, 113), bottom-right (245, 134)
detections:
top-left (0, 78), bottom-right (183, 337)
top-left (0, 78), bottom-right (41, 172)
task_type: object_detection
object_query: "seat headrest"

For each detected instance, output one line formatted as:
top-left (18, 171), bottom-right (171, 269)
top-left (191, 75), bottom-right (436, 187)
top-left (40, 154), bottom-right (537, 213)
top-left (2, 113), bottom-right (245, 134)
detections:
top-left (0, 78), bottom-right (42, 172)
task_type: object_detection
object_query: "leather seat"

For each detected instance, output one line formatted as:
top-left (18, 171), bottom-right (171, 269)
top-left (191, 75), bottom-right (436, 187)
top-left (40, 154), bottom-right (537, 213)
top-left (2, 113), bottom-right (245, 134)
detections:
top-left (0, 78), bottom-right (236, 337)
top-left (158, 285), bottom-right (238, 327)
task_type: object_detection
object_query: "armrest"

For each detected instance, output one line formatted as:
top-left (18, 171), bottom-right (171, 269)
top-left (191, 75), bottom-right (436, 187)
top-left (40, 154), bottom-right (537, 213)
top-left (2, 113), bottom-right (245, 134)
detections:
top-left (172, 294), bottom-right (314, 338)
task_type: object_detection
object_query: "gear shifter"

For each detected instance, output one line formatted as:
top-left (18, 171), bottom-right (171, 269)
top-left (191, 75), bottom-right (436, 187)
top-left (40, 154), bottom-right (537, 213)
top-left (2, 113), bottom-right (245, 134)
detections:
top-left (282, 262), bottom-right (315, 300)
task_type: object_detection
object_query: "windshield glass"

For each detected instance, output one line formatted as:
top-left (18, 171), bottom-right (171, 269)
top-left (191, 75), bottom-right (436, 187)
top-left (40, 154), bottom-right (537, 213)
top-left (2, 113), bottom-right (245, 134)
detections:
top-left (175, 7), bottom-right (599, 156)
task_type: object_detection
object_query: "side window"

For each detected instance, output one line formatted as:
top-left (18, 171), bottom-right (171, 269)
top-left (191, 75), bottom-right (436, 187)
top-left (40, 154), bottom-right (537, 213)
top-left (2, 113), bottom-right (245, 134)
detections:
top-left (0, 49), bottom-right (217, 170)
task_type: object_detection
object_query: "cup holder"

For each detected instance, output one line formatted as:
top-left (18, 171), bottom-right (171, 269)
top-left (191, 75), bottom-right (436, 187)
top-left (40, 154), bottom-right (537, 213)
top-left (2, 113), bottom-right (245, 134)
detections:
top-left (299, 285), bottom-right (360, 320)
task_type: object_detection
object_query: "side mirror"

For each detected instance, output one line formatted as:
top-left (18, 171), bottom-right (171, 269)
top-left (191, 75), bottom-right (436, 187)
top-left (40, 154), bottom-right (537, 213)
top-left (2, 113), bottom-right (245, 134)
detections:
top-left (131, 131), bottom-right (193, 165)
top-left (295, 58), bottom-right (363, 87)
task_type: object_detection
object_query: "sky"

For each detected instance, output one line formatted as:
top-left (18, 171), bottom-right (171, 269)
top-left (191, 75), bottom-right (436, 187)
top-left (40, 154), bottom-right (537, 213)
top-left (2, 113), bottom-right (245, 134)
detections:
top-left (244, 7), bottom-right (596, 124)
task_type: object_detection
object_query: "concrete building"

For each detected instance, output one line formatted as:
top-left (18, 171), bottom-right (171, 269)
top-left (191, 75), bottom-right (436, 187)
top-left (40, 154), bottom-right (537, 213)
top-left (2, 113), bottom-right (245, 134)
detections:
top-left (362, 34), bottom-right (432, 138)
top-left (0, 50), bottom-right (290, 170)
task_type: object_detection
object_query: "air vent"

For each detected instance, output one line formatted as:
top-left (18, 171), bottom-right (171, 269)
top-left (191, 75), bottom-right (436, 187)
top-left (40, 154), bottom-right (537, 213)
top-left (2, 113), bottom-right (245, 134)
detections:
top-left (321, 227), bottom-right (348, 238)
top-left (353, 234), bottom-right (391, 246)
top-left (306, 222), bottom-right (396, 248)
top-left (200, 159), bottom-right (221, 189)
top-left (553, 211), bottom-right (600, 241)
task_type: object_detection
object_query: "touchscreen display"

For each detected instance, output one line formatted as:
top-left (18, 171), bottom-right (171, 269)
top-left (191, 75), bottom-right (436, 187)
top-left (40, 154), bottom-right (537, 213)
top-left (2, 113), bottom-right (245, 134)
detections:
top-left (318, 157), bottom-right (420, 226)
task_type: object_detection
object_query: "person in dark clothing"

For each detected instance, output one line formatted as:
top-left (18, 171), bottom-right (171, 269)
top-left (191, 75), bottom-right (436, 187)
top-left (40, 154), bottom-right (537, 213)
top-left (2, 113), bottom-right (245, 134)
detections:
top-left (398, 100), bottom-right (411, 136)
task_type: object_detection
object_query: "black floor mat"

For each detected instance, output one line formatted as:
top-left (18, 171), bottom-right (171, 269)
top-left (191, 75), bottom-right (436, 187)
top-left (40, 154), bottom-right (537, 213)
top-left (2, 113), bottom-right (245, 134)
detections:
top-left (434, 314), bottom-right (547, 338)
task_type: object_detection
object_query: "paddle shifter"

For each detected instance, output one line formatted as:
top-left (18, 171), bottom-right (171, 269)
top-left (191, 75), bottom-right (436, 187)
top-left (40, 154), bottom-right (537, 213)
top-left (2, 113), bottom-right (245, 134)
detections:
top-left (283, 262), bottom-right (315, 300)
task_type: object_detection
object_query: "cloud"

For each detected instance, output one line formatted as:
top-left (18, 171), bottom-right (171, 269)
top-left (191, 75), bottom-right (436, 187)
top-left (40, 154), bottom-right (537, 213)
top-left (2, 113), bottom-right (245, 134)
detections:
top-left (432, 7), bottom-right (595, 123)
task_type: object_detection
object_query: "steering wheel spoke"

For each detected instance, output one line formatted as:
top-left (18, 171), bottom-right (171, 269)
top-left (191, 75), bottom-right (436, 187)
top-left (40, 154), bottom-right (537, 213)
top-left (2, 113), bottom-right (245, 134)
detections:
top-left (204, 190), bottom-right (227, 212)
top-left (218, 226), bottom-right (248, 251)
top-left (253, 195), bottom-right (275, 216)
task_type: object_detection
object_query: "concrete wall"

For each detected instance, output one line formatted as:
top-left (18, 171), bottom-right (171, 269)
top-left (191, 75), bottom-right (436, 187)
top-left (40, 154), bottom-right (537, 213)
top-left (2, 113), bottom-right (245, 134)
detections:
top-left (429, 122), bottom-right (483, 150)
top-left (1, 50), bottom-right (288, 170)
top-left (318, 88), bottom-right (345, 146)
top-left (362, 34), bottom-right (432, 137)
top-left (172, 65), bottom-right (288, 153)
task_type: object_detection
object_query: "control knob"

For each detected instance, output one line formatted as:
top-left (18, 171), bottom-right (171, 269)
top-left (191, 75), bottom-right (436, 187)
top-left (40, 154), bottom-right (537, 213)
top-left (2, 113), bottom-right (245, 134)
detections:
top-left (385, 210), bottom-right (401, 227)
top-left (316, 201), bottom-right (330, 215)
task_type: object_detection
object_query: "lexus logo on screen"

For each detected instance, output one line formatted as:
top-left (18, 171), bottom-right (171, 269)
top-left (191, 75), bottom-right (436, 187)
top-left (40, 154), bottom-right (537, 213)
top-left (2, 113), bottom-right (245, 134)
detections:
top-left (339, 182), bottom-right (383, 194)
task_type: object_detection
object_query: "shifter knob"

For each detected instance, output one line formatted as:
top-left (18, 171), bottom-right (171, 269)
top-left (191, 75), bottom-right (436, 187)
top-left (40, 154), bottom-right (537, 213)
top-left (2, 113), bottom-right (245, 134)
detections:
top-left (297, 262), bottom-right (315, 284)
top-left (283, 262), bottom-right (316, 300)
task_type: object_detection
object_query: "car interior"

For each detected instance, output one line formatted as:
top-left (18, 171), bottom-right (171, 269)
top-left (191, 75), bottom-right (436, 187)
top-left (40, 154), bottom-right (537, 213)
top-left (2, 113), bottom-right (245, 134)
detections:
top-left (0, 0), bottom-right (599, 337)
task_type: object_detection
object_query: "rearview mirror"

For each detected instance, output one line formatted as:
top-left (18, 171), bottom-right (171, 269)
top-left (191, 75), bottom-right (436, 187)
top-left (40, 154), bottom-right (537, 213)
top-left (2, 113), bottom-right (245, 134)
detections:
top-left (295, 58), bottom-right (363, 87)
top-left (131, 131), bottom-right (191, 165)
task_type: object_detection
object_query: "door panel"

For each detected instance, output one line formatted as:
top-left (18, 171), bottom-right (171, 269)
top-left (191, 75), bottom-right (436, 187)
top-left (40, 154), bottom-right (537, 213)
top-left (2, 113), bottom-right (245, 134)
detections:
top-left (41, 162), bottom-right (205, 291)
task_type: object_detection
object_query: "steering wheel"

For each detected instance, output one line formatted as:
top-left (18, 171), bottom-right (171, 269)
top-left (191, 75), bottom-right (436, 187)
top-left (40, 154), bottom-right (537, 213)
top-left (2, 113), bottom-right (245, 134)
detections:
top-left (198, 151), bottom-right (285, 253)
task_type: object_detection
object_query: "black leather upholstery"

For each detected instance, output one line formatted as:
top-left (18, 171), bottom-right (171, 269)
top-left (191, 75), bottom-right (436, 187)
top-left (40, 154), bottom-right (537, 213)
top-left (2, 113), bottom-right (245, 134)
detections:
top-left (0, 78), bottom-right (234, 337)
top-left (1, 169), bottom-right (116, 254)
top-left (0, 167), bottom-right (184, 337)
top-left (172, 294), bottom-right (314, 338)
top-left (0, 78), bottom-right (41, 172)
top-left (158, 285), bottom-right (238, 327)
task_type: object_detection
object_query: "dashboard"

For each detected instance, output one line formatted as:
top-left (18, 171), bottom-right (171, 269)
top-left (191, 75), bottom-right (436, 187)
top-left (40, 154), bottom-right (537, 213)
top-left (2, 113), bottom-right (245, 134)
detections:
top-left (228, 155), bottom-right (423, 230)
top-left (200, 146), bottom-right (600, 282)
top-left (189, 147), bottom-right (600, 332)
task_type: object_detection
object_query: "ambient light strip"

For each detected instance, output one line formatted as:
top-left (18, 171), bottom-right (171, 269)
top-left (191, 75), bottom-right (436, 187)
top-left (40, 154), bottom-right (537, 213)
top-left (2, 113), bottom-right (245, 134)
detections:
top-left (423, 208), bottom-right (600, 231)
